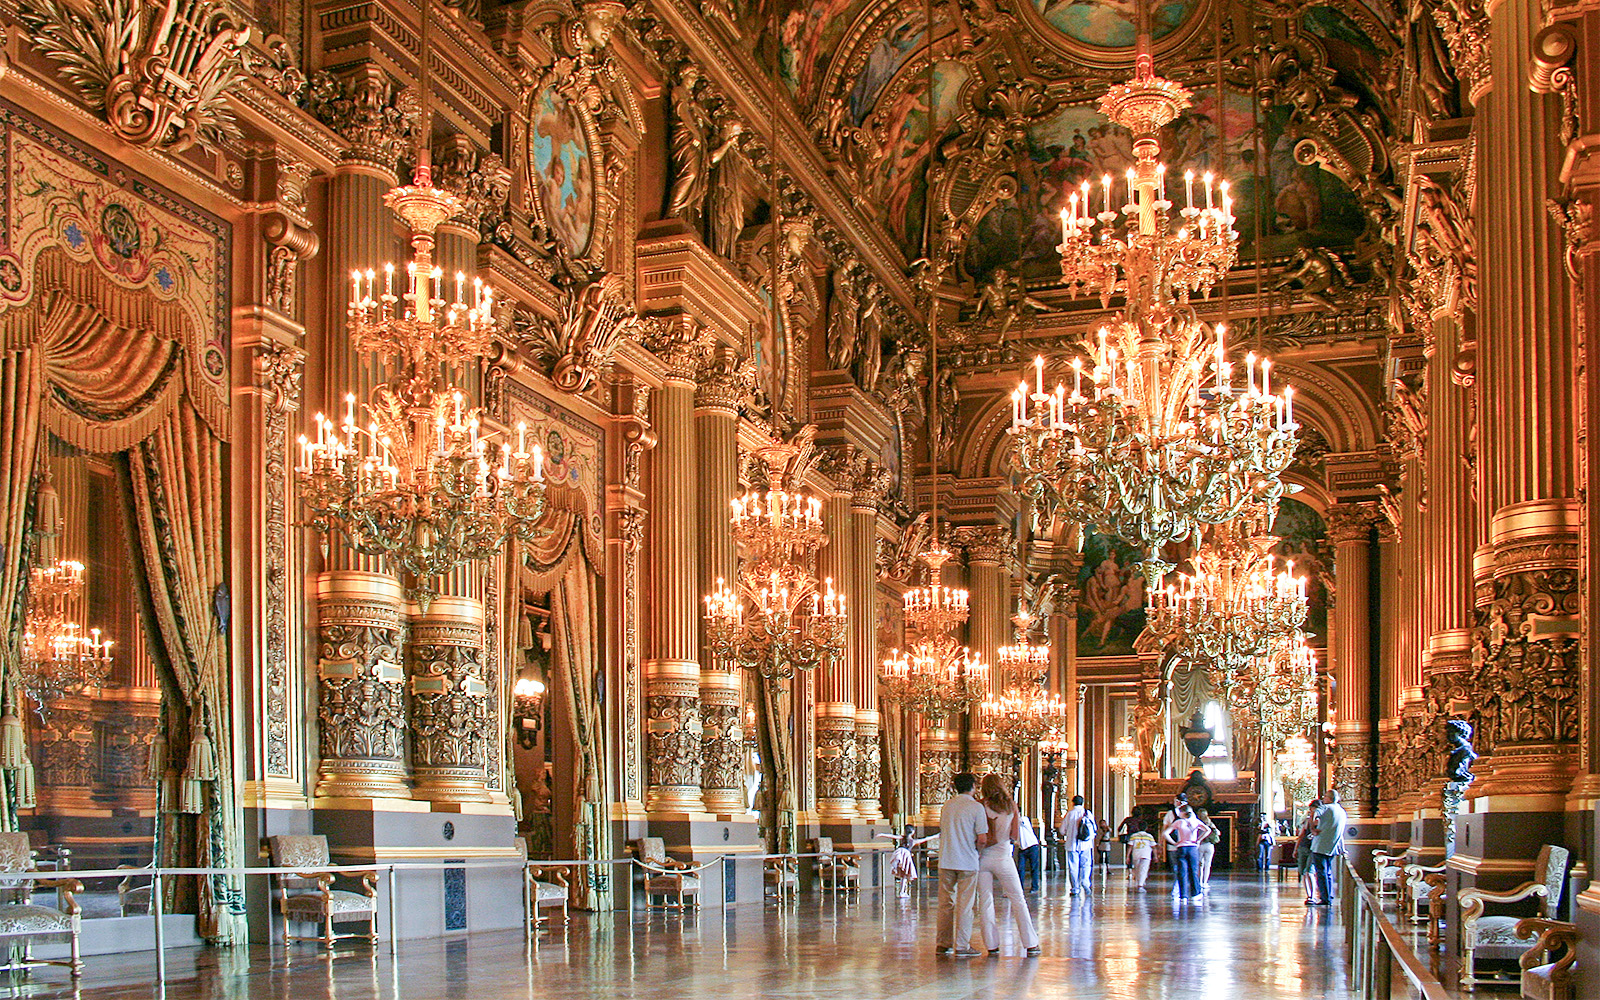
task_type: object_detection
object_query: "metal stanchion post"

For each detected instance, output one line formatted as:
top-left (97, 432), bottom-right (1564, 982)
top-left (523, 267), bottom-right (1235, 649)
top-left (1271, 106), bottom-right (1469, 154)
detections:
top-left (151, 870), bottom-right (166, 987)
top-left (387, 866), bottom-right (398, 953)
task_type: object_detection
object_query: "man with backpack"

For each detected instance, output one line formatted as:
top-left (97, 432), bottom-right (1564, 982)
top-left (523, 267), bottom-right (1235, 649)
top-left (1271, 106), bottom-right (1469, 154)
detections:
top-left (1058, 794), bottom-right (1096, 897)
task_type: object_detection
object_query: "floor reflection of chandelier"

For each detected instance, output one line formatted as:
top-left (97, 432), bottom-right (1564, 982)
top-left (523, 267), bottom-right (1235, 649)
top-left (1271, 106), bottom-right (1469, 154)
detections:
top-left (1144, 516), bottom-right (1308, 698)
top-left (297, 0), bottom-right (544, 609)
top-left (21, 560), bottom-right (112, 713)
top-left (1278, 732), bottom-right (1318, 802)
top-left (880, 544), bottom-right (987, 717)
top-left (1006, 13), bottom-right (1297, 586)
top-left (1109, 733), bottom-right (1140, 778)
top-left (704, 436), bottom-right (847, 680)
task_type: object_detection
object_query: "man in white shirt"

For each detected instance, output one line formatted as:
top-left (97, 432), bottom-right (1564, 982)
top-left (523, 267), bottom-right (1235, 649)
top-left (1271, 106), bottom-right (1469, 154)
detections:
top-left (1016, 810), bottom-right (1042, 892)
top-left (1059, 794), bottom-right (1095, 897)
top-left (935, 772), bottom-right (988, 957)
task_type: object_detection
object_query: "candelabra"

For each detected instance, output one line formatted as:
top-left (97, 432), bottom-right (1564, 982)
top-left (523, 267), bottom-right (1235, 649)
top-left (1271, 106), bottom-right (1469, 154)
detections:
top-left (298, 160), bottom-right (546, 609)
top-left (995, 605), bottom-right (1051, 680)
top-left (1243, 632), bottom-right (1320, 748)
top-left (21, 560), bottom-right (113, 714)
top-left (1110, 733), bottom-right (1141, 778)
top-left (983, 686), bottom-right (1068, 751)
top-left (1143, 516), bottom-right (1308, 699)
top-left (1278, 733), bottom-right (1318, 804)
top-left (512, 676), bottom-right (546, 751)
top-left (703, 436), bottom-right (847, 680)
top-left (1007, 24), bottom-right (1297, 586)
top-left (879, 544), bottom-right (987, 717)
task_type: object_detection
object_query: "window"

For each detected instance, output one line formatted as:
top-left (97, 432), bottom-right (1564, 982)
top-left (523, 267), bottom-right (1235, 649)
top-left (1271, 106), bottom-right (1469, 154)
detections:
top-left (1199, 701), bottom-right (1236, 781)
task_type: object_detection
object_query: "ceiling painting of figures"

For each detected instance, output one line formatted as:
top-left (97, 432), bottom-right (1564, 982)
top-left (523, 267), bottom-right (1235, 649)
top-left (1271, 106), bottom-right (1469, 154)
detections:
top-left (868, 60), bottom-right (971, 258)
top-left (1032, 0), bottom-right (1198, 49)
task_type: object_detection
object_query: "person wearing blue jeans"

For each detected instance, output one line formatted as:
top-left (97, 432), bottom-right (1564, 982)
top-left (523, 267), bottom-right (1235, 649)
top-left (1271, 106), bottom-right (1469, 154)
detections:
top-left (1163, 803), bottom-right (1206, 901)
top-left (1308, 788), bottom-right (1348, 905)
top-left (1059, 795), bottom-right (1096, 896)
top-left (1015, 813), bottom-right (1043, 892)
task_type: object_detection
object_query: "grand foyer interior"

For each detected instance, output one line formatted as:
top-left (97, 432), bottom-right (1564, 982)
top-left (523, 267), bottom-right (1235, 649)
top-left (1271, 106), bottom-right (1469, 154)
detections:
top-left (0, 0), bottom-right (1595, 993)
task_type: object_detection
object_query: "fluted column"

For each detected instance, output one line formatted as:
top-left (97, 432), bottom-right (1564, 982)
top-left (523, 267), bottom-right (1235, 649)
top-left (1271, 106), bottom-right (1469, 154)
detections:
top-left (815, 490), bottom-right (857, 820)
top-left (646, 361), bottom-right (703, 813)
top-left (695, 358), bottom-right (744, 814)
top-left (851, 472), bottom-right (888, 822)
top-left (314, 571), bottom-right (410, 798)
top-left (1051, 572), bottom-right (1081, 797)
top-left (1328, 506), bottom-right (1377, 818)
top-left (1473, 0), bottom-right (1581, 800)
top-left (958, 526), bottom-right (1009, 780)
top-left (407, 596), bottom-right (490, 802)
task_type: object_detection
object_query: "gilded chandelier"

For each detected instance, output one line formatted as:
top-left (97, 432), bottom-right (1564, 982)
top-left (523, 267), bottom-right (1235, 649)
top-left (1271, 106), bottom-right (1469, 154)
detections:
top-left (704, 436), bottom-right (847, 680)
top-left (21, 559), bottom-right (113, 713)
top-left (297, 158), bottom-right (547, 609)
top-left (1240, 631), bottom-right (1320, 747)
top-left (982, 604), bottom-right (1063, 750)
top-left (1278, 732), bottom-right (1318, 803)
top-left (1144, 516), bottom-right (1308, 698)
top-left (880, 544), bottom-right (988, 717)
top-left (1008, 21), bottom-right (1297, 586)
top-left (1109, 733), bottom-right (1141, 778)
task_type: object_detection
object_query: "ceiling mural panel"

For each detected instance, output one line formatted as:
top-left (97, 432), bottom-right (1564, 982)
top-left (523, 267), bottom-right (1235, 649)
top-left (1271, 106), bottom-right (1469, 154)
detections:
top-left (871, 59), bottom-right (971, 257)
top-left (1032, 0), bottom-right (1197, 49)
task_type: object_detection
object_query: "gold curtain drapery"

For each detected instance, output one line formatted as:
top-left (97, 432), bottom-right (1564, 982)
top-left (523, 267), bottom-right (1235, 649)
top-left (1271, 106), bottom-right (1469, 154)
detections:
top-left (0, 349), bottom-right (42, 827)
top-left (550, 555), bottom-right (612, 911)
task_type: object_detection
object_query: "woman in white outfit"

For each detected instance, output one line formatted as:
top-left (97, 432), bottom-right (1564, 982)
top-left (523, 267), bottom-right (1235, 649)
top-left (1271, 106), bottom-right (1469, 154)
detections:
top-left (974, 773), bottom-right (1041, 957)
top-left (1196, 808), bottom-right (1220, 890)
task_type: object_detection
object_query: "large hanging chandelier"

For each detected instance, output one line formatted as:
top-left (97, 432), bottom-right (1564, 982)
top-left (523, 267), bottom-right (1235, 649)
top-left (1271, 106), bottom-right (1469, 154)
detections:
top-left (981, 602), bottom-right (1062, 749)
top-left (704, 435), bottom-right (848, 679)
top-left (880, 544), bottom-right (988, 717)
top-left (21, 560), bottom-right (113, 713)
top-left (1110, 732), bottom-right (1141, 778)
top-left (1244, 631), bottom-right (1320, 747)
top-left (1278, 732), bottom-right (1318, 803)
top-left (1144, 516), bottom-right (1308, 700)
top-left (995, 605), bottom-right (1051, 678)
top-left (297, 0), bottom-right (544, 609)
top-left (1006, 10), bottom-right (1297, 586)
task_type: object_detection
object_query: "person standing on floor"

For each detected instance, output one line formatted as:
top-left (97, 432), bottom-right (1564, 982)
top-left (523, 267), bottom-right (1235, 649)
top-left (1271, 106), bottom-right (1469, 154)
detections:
top-left (1307, 788), bottom-right (1347, 907)
top-left (1257, 819), bottom-right (1276, 872)
top-left (1126, 820), bottom-right (1157, 890)
top-left (1296, 798), bottom-right (1321, 904)
top-left (1195, 808), bottom-right (1221, 891)
top-left (1163, 802), bottom-right (1207, 901)
top-left (1015, 806), bottom-right (1043, 893)
top-left (974, 773), bottom-right (1042, 957)
top-left (1059, 794), bottom-right (1096, 896)
top-left (935, 772), bottom-right (990, 957)
top-left (876, 824), bottom-right (936, 898)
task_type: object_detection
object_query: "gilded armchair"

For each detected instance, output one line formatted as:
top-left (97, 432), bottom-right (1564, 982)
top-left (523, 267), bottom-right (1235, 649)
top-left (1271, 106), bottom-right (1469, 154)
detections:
top-left (813, 837), bottom-right (861, 893)
top-left (1515, 917), bottom-right (1579, 1000)
top-left (268, 835), bottom-right (379, 948)
top-left (116, 865), bottom-right (153, 916)
top-left (0, 832), bottom-right (82, 978)
top-left (1401, 860), bottom-right (1447, 925)
top-left (1372, 850), bottom-right (1406, 899)
top-left (1457, 844), bottom-right (1568, 991)
top-left (525, 864), bottom-right (569, 930)
top-left (637, 837), bottom-right (699, 910)
top-left (765, 856), bottom-right (797, 901)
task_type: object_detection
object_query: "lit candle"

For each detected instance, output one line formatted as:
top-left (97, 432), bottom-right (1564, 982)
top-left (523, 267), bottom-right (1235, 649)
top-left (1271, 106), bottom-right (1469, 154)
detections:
top-left (1246, 352), bottom-right (1257, 395)
top-left (1035, 355), bottom-right (1045, 397)
top-left (533, 444), bottom-right (545, 481)
top-left (1157, 163), bottom-right (1167, 204)
top-left (1124, 167), bottom-right (1136, 208)
top-left (1261, 358), bottom-right (1272, 397)
top-left (1204, 171), bottom-right (1214, 211)
top-left (1102, 173), bottom-right (1112, 215)
top-left (1285, 385), bottom-right (1295, 425)
top-left (351, 270), bottom-right (361, 309)
top-left (1184, 169), bottom-right (1195, 209)
top-left (344, 393), bottom-right (356, 428)
top-left (517, 420), bottom-right (528, 456)
top-left (1071, 357), bottom-right (1083, 399)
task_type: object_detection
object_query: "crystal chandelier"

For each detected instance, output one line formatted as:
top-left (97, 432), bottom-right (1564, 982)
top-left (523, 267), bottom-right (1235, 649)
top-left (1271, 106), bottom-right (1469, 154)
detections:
top-left (995, 605), bottom-right (1050, 678)
top-left (704, 436), bottom-right (848, 679)
top-left (1109, 733), bottom-right (1141, 778)
top-left (880, 544), bottom-right (988, 717)
top-left (1243, 632), bottom-right (1320, 748)
top-left (982, 686), bottom-right (1067, 751)
top-left (297, 2), bottom-right (545, 609)
top-left (1144, 516), bottom-right (1308, 699)
top-left (21, 560), bottom-right (113, 714)
top-left (1007, 14), bottom-right (1298, 586)
top-left (1278, 732), bottom-right (1318, 803)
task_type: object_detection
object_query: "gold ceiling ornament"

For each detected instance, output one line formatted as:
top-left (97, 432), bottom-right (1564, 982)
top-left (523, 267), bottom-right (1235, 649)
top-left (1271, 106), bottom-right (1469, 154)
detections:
top-left (880, 545), bottom-right (988, 718)
top-left (1109, 732), bottom-right (1141, 778)
top-left (21, 560), bottom-right (113, 715)
top-left (297, 0), bottom-right (546, 610)
top-left (1143, 514), bottom-right (1309, 700)
top-left (703, 430), bottom-right (848, 680)
top-left (1008, 5), bottom-right (1298, 587)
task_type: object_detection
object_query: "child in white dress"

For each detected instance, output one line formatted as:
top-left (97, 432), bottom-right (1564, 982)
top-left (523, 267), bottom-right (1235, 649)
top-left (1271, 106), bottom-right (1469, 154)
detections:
top-left (877, 825), bottom-right (936, 897)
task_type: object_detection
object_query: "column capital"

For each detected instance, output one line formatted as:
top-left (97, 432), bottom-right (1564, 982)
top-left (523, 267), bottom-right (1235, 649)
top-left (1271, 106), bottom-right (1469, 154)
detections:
top-left (1326, 502), bottom-right (1383, 545)
top-left (695, 351), bottom-right (754, 411)
top-left (950, 524), bottom-right (1011, 565)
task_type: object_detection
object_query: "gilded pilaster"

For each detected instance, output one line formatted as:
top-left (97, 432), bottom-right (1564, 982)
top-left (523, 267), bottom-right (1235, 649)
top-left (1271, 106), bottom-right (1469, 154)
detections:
top-left (695, 354), bottom-right (745, 814)
top-left (407, 597), bottom-right (490, 803)
top-left (850, 467), bottom-right (889, 821)
top-left (34, 694), bottom-right (94, 812)
top-left (815, 702), bottom-right (859, 820)
top-left (314, 571), bottom-right (410, 799)
top-left (1328, 505), bottom-right (1378, 819)
top-left (815, 487), bottom-right (856, 820)
top-left (917, 727), bottom-right (957, 827)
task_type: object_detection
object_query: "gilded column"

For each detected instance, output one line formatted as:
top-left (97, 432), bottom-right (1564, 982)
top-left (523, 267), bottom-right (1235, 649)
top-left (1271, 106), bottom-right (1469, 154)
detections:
top-left (1328, 505), bottom-right (1378, 821)
top-left (1472, 0), bottom-right (1581, 801)
top-left (815, 488), bottom-right (857, 821)
top-left (314, 571), bottom-right (410, 798)
top-left (1052, 567), bottom-right (1082, 797)
top-left (696, 357), bottom-right (745, 814)
top-left (957, 525), bottom-right (1010, 779)
top-left (645, 348), bottom-right (703, 813)
top-left (851, 467), bottom-right (890, 823)
top-left (407, 597), bottom-right (490, 803)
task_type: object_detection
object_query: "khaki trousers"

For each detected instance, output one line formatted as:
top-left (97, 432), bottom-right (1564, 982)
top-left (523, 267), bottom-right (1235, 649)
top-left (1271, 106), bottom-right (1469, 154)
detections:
top-left (934, 868), bottom-right (978, 950)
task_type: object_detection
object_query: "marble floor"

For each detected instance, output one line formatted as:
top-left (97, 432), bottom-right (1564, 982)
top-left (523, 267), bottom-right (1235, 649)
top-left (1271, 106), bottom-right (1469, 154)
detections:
top-left (1, 869), bottom-right (1359, 999)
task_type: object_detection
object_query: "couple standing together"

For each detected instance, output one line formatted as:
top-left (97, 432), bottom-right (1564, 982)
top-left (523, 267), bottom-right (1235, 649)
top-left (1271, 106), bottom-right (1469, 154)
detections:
top-left (934, 773), bottom-right (1041, 958)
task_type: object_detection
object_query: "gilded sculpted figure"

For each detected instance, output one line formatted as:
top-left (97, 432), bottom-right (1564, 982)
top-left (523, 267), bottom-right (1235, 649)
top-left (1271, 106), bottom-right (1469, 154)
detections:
top-left (666, 64), bottom-right (712, 228)
top-left (706, 119), bottom-right (748, 259)
top-left (974, 267), bottom-right (1050, 342)
top-left (827, 264), bottom-right (860, 372)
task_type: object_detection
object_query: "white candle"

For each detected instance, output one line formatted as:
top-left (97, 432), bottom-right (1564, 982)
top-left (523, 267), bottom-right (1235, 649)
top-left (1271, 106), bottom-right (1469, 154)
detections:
top-left (533, 444), bottom-right (544, 480)
top-left (1035, 356), bottom-right (1045, 397)
top-left (1204, 172), bottom-right (1214, 211)
top-left (1184, 169), bottom-right (1195, 209)
top-left (1157, 163), bottom-right (1167, 203)
top-left (1261, 358), bottom-right (1272, 396)
top-left (1246, 352), bottom-right (1257, 395)
top-left (517, 420), bottom-right (527, 456)
top-left (1102, 174), bottom-right (1112, 215)
top-left (1285, 385), bottom-right (1295, 424)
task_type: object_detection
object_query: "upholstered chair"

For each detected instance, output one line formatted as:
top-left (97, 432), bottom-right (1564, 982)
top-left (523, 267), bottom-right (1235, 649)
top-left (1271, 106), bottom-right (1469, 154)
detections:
top-left (637, 837), bottom-right (699, 910)
top-left (813, 837), bottom-right (861, 893)
top-left (268, 835), bottom-right (379, 948)
top-left (765, 856), bottom-right (798, 901)
top-left (117, 865), bottom-right (153, 916)
top-left (525, 864), bottom-right (569, 930)
top-left (1371, 850), bottom-right (1406, 898)
top-left (1515, 917), bottom-right (1579, 1000)
top-left (1457, 844), bottom-right (1569, 991)
top-left (0, 832), bottom-right (83, 978)
top-left (1401, 860), bottom-right (1447, 925)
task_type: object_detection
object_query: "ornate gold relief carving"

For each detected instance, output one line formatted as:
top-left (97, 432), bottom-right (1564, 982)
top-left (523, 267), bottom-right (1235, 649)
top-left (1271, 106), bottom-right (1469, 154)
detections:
top-left (408, 600), bottom-right (490, 803)
top-left (255, 342), bottom-right (303, 780)
top-left (512, 272), bottom-right (660, 394)
top-left (315, 573), bottom-right (410, 799)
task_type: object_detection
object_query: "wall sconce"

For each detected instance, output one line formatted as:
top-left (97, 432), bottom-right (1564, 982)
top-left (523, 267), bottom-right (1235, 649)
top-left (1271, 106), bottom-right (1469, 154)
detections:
top-left (513, 676), bottom-right (546, 750)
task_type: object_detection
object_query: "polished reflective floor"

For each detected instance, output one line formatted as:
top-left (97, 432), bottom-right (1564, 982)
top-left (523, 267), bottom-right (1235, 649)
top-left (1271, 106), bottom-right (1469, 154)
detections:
top-left (4, 869), bottom-right (1355, 999)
